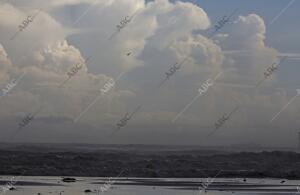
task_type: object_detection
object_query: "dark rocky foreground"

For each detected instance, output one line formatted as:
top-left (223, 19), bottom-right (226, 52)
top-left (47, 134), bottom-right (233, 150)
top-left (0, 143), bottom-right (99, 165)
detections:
top-left (0, 143), bottom-right (300, 179)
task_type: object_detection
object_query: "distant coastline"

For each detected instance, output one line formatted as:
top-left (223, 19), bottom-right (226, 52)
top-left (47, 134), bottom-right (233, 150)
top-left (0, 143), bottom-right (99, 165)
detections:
top-left (0, 143), bottom-right (299, 179)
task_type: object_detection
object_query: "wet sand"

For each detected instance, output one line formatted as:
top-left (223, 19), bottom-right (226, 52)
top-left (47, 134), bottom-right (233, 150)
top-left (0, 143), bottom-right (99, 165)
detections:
top-left (1, 176), bottom-right (299, 194)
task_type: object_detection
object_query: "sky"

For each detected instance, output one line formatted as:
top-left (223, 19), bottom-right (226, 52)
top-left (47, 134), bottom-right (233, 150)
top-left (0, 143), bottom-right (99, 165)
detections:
top-left (0, 0), bottom-right (300, 147)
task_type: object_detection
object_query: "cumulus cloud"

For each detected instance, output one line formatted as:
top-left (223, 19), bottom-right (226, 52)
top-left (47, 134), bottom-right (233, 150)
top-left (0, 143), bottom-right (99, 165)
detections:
top-left (0, 0), bottom-right (297, 146)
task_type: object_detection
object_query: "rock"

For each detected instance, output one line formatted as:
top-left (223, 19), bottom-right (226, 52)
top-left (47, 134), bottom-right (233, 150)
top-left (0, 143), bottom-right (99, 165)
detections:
top-left (9, 187), bottom-right (16, 191)
top-left (84, 189), bottom-right (92, 193)
top-left (62, 178), bottom-right (76, 182)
